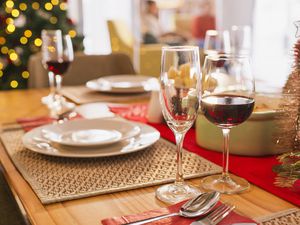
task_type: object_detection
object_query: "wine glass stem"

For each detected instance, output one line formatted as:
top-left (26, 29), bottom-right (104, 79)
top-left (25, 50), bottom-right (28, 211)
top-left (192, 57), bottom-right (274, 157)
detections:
top-left (222, 128), bottom-right (231, 178)
top-left (48, 71), bottom-right (55, 97)
top-left (174, 132), bottom-right (186, 185)
top-left (55, 74), bottom-right (63, 100)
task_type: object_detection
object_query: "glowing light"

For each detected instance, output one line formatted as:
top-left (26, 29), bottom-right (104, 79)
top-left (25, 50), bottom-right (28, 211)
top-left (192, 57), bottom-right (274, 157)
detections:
top-left (1, 47), bottom-right (9, 54)
top-left (45, 3), bottom-right (53, 11)
top-left (0, 37), bottom-right (6, 45)
top-left (51, 0), bottom-right (59, 5)
top-left (0, 63), bottom-right (3, 70)
top-left (0, 71), bottom-right (3, 77)
top-left (10, 80), bottom-right (18, 88)
top-left (59, 2), bottom-right (67, 10)
top-left (19, 3), bottom-right (27, 11)
top-left (34, 38), bottom-right (42, 47)
top-left (68, 30), bottom-right (77, 38)
top-left (11, 9), bottom-right (20, 17)
top-left (6, 18), bottom-right (14, 24)
top-left (6, 0), bottom-right (14, 8)
top-left (6, 24), bottom-right (15, 33)
top-left (22, 71), bottom-right (30, 79)
top-left (20, 37), bottom-right (28, 44)
top-left (9, 52), bottom-right (18, 61)
top-left (50, 16), bottom-right (57, 24)
top-left (8, 49), bottom-right (15, 54)
top-left (24, 30), bottom-right (32, 38)
top-left (32, 2), bottom-right (40, 10)
top-left (5, 7), bottom-right (12, 13)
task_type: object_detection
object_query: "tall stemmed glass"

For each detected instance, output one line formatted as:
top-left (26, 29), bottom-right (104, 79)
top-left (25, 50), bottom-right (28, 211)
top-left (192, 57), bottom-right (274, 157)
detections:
top-left (42, 31), bottom-right (74, 116)
top-left (41, 29), bottom-right (61, 105)
top-left (156, 46), bottom-right (201, 204)
top-left (201, 54), bottom-right (255, 194)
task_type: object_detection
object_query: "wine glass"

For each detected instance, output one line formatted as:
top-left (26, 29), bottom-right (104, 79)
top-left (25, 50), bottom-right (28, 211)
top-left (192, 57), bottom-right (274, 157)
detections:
top-left (41, 30), bottom-right (74, 117)
top-left (230, 25), bottom-right (252, 55)
top-left (41, 29), bottom-right (61, 106)
top-left (203, 30), bottom-right (231, 56)
top-left (201, 54), bottom-right (255, 194)
top-left (156, 46), bottom-right (201, 204)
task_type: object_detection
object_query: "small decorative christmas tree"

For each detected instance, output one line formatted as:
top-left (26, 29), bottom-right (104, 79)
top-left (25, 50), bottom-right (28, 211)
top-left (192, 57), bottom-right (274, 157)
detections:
top-left (273, 21), bottom-right (300, 188)
top-left (0, 0), bottom-right (83, 90)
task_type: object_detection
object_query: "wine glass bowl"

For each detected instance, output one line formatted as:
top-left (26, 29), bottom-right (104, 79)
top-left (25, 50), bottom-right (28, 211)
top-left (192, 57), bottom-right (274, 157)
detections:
top-left (201, 54), bottom-right (255, 194)
top-left (156, 46), bottom-right (201, 204)
top-left (203, 30), bottom-right (231, 56)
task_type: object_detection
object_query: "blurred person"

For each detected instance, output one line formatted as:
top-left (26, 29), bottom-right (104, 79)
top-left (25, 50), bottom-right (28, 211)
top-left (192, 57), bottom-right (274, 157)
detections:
top-left (141, 0), bottom-right (187, 44)
top-left (191, 0), bottom-right (216, 47)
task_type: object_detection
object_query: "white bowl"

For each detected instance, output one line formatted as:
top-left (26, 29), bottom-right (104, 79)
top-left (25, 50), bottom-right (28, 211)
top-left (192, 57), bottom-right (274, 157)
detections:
top-left (195, 93), bottom-right (289, 156)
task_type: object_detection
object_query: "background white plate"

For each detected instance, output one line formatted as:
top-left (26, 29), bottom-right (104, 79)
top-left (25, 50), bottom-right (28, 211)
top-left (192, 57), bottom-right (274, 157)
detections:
top-left (40, 118), bottom-right (140, 147)
top-left (86, 75), bottom-right (157, 93)
top-left (22, 121), bottom-right (160, 158)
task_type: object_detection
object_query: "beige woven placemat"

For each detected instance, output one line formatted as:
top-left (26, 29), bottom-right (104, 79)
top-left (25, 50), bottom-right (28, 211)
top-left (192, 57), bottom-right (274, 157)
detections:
top-left (61, 86), bottom-right (150, 104)
top-left (255, 208), bottom-right (300, 225)
top-left (1, 129), bottom-right (221, 204)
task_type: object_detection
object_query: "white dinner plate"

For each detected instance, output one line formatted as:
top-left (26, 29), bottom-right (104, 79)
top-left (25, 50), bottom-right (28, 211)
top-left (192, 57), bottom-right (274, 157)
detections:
top-left (36, 118), bottom-right (141, 147)
top-left (22, 121), bottom-right (160, 158)
top-left (86, 75), bottom-right (158, 93)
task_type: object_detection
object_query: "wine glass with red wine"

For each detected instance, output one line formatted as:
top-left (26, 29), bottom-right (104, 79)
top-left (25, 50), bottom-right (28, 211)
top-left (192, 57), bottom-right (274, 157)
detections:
top-left (156, 46), bottom-right (201, 204)
top-left (41, 30), bottom-right (74, 116)
top-left (201, 54), bottom-right (255, 194)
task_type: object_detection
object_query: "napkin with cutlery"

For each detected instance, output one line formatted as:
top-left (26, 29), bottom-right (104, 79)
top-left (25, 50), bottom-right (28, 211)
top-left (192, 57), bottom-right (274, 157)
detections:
top-left (101, 200), bottom-right (257, 225)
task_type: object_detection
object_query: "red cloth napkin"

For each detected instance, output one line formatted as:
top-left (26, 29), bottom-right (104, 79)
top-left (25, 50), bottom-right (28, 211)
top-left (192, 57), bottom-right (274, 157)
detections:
top-left (16, 116), bottom-right (55, 132)
top-left (108, 103), bottom-right (148, 123)
top-left (108, 103), bottom-right (300, 206)
top-left (101, 201), bottom-right (257, 225)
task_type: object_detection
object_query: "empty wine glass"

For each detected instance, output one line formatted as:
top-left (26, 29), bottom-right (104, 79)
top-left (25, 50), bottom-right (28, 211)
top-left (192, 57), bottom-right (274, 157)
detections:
top-left (230, 25), bottom-right (252, 55)
top-left (203, 30), bottom-right (231, 56)
top-left (156, 46), bottom-right (201, 204)
top-left (41, 31), bottom-right (74, 118)
top-left (201, 54), bottom-right (255, 194)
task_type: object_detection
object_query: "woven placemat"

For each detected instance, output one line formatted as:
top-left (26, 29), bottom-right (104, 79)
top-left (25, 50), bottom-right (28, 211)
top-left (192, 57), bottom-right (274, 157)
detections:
top-left (61, 86), bottom-right (150, 104)
top-left (255, 208), bottom-right (300, 225)
top-left (1, 130), bottom-right (221, 204)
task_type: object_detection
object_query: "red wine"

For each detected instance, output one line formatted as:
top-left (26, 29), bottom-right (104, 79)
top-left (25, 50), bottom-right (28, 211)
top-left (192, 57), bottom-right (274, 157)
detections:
top-left (201, 95), bottom-right (254, 127)
top-left (46, 61), bottom-right (70, 75)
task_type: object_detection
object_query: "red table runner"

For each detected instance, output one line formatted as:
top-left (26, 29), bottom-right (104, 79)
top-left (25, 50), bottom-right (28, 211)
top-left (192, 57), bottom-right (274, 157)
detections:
top-left (109, 103), bottom-right (300, 207)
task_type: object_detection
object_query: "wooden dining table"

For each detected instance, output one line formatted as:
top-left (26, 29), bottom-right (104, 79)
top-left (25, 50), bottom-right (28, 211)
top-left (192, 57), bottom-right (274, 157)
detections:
top-left (0, 88), bottom-right (297, 225)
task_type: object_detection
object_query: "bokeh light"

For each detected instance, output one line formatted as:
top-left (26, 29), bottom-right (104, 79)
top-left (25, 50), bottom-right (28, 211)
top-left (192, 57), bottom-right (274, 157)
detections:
top-left (20, 37), bottom-right (28, 44)
top-left (24, 30), bottom-right (32, 38)
top-left (10, 80), bottom-right (18, 88)
top-left (68, 30), bottom-right (77, 38)
top-left (1, 46), bottom-right (9, 54)
top-left (6, 24), bottom-right (16, 33)
top-left (6, 0), bottom-right (14, 8)
top-left (0, 37), bottom-right (6, 45)
top-left (50, 16), bottom-right (58, 24)
top-left (45, 2), bottom-right (53, 11)
top-left (22, 71), bottom-right (30, 79)
top-left (11, 9), bottom-right (20, 17)
top-left (51, 0), bottom-right (59, 5)
top-left (32, 2), bottom-right (40, 10)
top-left (19, 3), bottom-right (27, 11)
top-left (59, 2), bottom-right (67, 10)
top-left (34, 38), bottom-right (42, 47)
top-left (9, 52), bottom-right (18, 61)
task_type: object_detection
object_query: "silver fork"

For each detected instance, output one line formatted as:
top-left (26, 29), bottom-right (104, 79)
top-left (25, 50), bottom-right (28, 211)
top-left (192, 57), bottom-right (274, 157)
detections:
top-left (190, 203), bottom-right (235, 225)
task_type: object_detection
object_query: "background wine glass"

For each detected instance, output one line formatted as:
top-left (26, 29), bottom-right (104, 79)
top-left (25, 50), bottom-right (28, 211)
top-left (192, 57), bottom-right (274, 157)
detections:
top-left (230, 25), bottom-right (252, 55)
top-left (41, 29), bottom-right (61, 106)
top-left (42, 31), bottom-right (74, 117)
top-left (156, 46), bottom-right (201, 204)
top-left (201, 54), bottom-right (255, 194)
top-left (203, 30), bottom-right (231, 56)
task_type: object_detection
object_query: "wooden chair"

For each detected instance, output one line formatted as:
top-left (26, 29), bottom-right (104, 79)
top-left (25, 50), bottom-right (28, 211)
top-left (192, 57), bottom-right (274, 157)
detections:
top-left (27, 52), bottom-right (136, 88)
top-left (107, 20), bottom-right (163, 77)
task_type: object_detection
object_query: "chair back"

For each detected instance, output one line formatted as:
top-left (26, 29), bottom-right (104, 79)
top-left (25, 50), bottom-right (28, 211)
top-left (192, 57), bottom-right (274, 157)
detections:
top-left (107, 20), bottom-right (134, 59)
top-left (28, 52), bottom-right (136, 88)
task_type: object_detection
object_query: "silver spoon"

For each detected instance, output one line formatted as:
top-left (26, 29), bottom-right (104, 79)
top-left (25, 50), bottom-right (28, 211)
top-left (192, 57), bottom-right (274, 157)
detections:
top-left (123, 191), bottom-right (220, 225)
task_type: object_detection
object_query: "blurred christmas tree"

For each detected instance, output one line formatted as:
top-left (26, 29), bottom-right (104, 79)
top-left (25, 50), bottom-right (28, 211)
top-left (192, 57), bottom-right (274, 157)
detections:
top-left (0, 0), bottom-right (83, 90)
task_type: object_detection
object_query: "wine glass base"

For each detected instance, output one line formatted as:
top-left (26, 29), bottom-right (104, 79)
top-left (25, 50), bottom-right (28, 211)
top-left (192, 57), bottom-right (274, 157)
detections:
top-left (201, 174), bottom-right (249, 194)
top-left (41, 94), bottom-right (55, 106)
top-left (155, 183), bottom-right (200, 204)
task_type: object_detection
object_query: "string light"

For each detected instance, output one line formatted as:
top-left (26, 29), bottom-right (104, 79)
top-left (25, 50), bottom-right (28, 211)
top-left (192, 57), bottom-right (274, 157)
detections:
top-left (6, 24), bottom-right (15, 33)
top-left (19, 3), bottom-right (27, 11)
top-left (11, 9), bottom-right (20, 17)
top-left (1, 47), bottom-right (9, 54)
top-left (6, 0), bottom-right (14, 8)
top-left (59, 2), bottom-right (67, 10)
top-left (0, 37), bottom-right (6, 45)
top-left (6, 18), bottom-right (14, 24)
top-left (9, 52), bottom-right (18, 61)
top-left (50, 16), bottom-right (58, 24)
top-left (34, 38), bottom-right (42, 47)
top-left (10, 80), bottom-right (18, 88)
top-left (22, 71), bottom-right (30, 79)
top-left (68, 30), bottom-right (77, 38)
top-left (45, 3), bottom-right (53, 11)
top-left (32, 2), bottom-right (40, 10)
top-left (51, 0), bottom-right (59, 5)
top-left (24, 30), bottom-right (32, 38)
top-left (20, 37), bottom-right (28, 44)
